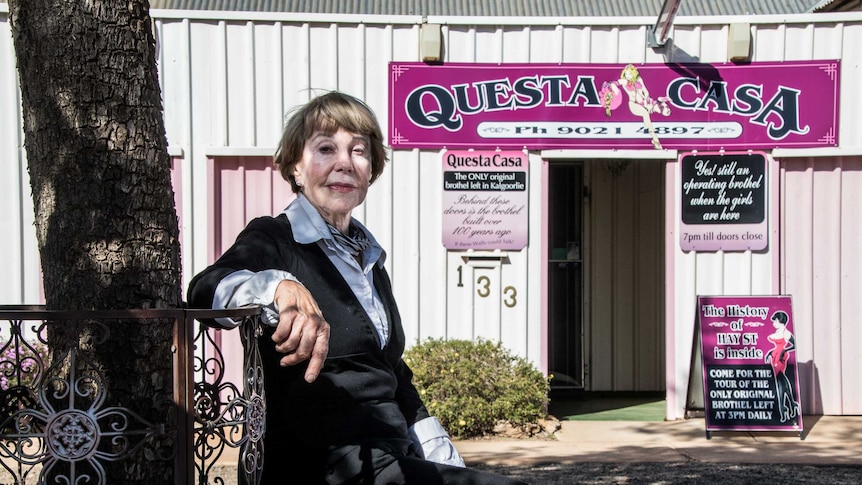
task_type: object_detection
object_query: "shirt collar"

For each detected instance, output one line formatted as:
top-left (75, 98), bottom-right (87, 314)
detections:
top-left (284, 194), bottom-right (387, 268)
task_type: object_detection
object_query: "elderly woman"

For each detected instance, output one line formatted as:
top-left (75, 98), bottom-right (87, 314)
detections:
top-left (188, 92), bottom-right (526, 484)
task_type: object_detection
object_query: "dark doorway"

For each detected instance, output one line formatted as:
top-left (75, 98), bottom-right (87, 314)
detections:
top-left (548, 163), bottom-right (584, 390)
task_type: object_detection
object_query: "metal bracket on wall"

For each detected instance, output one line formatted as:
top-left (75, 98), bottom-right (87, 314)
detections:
top-left (460, 250), bottom-right (510, 267)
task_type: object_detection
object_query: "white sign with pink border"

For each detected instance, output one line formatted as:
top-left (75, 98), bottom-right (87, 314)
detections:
top-left (442, 150), bottom-right (529, 250)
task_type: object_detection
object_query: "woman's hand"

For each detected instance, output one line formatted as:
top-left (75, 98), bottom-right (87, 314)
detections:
top-left (272, 279), bottom-right (330, 383)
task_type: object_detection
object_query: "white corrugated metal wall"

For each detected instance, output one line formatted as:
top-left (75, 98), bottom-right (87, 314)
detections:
top-left (2, 6), bottom-right (862, 418)
top-left (0, 10), bottom-right (40, 305)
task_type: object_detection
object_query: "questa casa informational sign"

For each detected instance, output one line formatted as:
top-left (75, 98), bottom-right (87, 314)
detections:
top-left (442, 150), bottom-right (528, 250)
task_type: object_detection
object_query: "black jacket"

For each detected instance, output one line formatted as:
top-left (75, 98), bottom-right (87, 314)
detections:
top-left (187, 215), bottom-right (429, 465)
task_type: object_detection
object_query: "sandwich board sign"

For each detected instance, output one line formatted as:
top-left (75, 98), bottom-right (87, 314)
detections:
top-left (697, 295), bottom-right (803, 438)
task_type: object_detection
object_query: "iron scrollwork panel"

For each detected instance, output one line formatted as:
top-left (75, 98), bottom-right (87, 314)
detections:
top-left (0, 307), bottom-right (265, 485)
top-left (193, 314), bottom-right (265, 485)
top-left (0, 315), bottom-right (172, 485)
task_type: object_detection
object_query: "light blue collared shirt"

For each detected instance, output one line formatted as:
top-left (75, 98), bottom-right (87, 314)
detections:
top-left (213, 194), bottom-right (390, 347)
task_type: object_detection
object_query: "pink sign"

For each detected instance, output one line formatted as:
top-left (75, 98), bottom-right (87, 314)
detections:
top-left (698, 295), bottom-right (803, 433)
top-left (442, 150), bottom-right (528, 250)
top-left (680, 151), bottom-right (768, 252)
top-left (390, 61), bottom-right (840, 150)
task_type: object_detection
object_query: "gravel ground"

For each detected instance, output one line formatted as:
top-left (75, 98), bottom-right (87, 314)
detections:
top-left (474, 462), bottom-right (862, 484)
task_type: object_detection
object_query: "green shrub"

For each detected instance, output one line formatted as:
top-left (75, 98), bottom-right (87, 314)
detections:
top-left (403, 338), bottom-right (549, 439)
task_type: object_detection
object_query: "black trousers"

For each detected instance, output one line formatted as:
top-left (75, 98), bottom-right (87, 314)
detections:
top-left (259, 441), bottom-right (529, 485)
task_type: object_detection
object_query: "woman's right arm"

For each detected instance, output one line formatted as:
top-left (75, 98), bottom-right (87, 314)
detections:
top-left (208, 269), bottom-right (298, 328)
top-left (186, 219), bottom-right (288, 323)
top-left (186, 217), bottom-right (329, 382)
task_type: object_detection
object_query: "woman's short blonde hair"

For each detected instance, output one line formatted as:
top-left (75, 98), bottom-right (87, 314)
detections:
top-left (274, 91), bottom-right (389, 193)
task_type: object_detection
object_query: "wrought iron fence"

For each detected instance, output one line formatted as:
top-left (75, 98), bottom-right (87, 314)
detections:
top-left (0, 305), bottom-right (264, 485)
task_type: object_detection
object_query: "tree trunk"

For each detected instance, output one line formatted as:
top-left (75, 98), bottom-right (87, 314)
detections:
top-left (7, 0), bottom-right (181, 482)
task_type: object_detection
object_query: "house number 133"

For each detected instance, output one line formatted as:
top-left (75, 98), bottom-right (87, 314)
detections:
top-left (458, 267), bottom-right (517, 307)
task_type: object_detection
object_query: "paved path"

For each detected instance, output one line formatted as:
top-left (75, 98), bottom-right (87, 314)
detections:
top-left (197, 415), bottom-right (861, 485)
top-left (454, 415), bottom-right (862, 467)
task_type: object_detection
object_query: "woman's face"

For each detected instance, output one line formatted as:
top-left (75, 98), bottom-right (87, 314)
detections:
top-left (293, 127), bottom-right (372, 230)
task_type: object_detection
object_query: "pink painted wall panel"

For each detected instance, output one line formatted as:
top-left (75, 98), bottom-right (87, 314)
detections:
top-left (810, 159), bottom-right (843, 415)
top-left (208, 156), bottom-right (293, 392)
top-left (780, 160), bottom-right (817, 412)
top-left (216, 158), bottom-right (250, 260)
top-left (839, 157), bottom-right (862, 414)
top-left (780, 156), bottom-right (862, 415)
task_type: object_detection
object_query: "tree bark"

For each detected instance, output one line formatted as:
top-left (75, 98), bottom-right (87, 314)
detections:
top-left (7, 0), bottom-right (180, 482)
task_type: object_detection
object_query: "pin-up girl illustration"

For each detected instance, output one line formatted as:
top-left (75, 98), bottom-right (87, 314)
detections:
top-left (765, 310), bottom-right (801, 423)
top-left (600, 64), bottom-right (671, 149)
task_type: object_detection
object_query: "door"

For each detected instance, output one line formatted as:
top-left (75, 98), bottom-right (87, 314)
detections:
top-left (547, 164), bottom-right (584, 389)
top-left (586, 159), bottom-right (666, 392)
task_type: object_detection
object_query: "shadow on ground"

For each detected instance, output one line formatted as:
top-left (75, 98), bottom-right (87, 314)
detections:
top-left (474, 462), bottom-right (862, 484)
